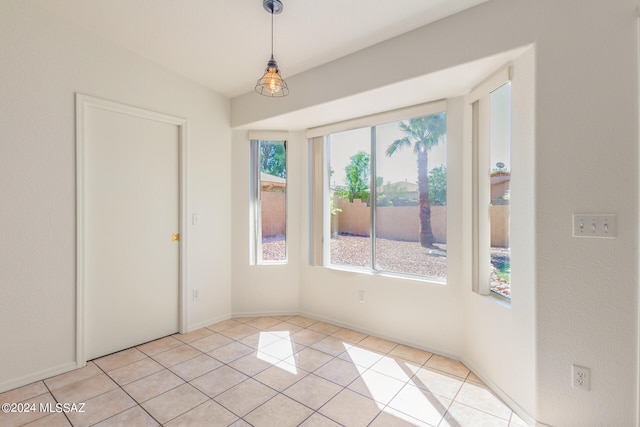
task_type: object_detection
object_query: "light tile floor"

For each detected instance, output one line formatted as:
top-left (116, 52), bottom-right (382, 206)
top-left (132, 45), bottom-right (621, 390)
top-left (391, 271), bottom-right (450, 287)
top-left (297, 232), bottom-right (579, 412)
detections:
top-left (0, 316), bottom-right (527, 426)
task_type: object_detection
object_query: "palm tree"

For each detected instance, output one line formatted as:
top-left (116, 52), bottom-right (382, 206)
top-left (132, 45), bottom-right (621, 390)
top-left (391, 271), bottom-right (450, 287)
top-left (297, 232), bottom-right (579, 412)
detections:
top-left (386, 113), bottom-right (446, 247)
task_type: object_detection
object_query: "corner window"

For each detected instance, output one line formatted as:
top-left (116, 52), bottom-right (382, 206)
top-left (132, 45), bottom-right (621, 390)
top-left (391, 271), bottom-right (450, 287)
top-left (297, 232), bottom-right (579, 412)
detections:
top-left (471, 67), bottom-right (512, 299)
top-left (489, 83), bottom-right (512, 298)
top-left (251, 139), bottom-right (287, 264)
top-left (325, 110), bottom-right (447, 281)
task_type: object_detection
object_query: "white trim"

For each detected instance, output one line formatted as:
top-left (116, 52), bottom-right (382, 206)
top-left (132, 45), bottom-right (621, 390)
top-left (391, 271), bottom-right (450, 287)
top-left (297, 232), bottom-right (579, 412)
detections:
top-left (309, 137), bottom-right (325, 266)
top-left (186, 314), bottom-right (232, 332)
top-left (471, 101), bottom-right (480, 293)
top-left (469, 65), bottom-right (512, 296)
top-left (249, 139), bottom-right (289, 265)
top-left (75, 93), bottom-right (189, 365)
top-left (229, 310), bottom-right (460, 360)
top-left (75, 95), bottom-right (86, 366)
top-left (469, 64), bottom-right (512, 103)
top-left (248, 130), bottom-right (289, 141)
top-left (249, 140), bottom-right (260, 265)
top-left (0, 362), bottom-right (79, 394)
top-left (179, 116), bottom-right (189, 335)
top-left (298, 310), bottom-right (459, 362)
top-left (306, 100), bottom-right (447, 139)
top-left (460, 357), bottom-right (538, 427)
top-left (471, 97), bottom-right (493, 296)
top-left (637, 7), bottom-right (640, 427)
top-left (231, 310), bottom-right (299, 318)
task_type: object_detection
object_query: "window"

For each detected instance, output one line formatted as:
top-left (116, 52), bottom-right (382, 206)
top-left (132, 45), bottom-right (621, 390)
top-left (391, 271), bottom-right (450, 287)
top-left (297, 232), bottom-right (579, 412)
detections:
top-left (489, 83), bottom-right (512, 298)
top-left (329, 128), bottom-right (371, 269)
top-left (251, 139), bottom-right (287, 264)
top-left (471, 66), bottom-right (512, 299)
top-left (322, 107), bottom-right (447, 281)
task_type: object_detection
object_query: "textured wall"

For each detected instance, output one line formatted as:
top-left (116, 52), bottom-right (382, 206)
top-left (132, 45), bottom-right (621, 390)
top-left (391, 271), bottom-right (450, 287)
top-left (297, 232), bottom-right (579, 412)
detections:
top-left (230, 130), bottom-right (301, 316)
top-left (233, 0), bottom-right (639, 425)
top-left (0, 2), bottom-right (232, 392)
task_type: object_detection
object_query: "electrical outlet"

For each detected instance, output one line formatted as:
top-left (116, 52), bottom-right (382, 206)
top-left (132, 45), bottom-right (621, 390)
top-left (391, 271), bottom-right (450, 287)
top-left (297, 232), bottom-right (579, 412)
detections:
top-left (358, 289), bottom-right (365, 303)
top-left (193, 289), bottom-right (199, 302)
top-left (572, 365), bottom-right (590, 390)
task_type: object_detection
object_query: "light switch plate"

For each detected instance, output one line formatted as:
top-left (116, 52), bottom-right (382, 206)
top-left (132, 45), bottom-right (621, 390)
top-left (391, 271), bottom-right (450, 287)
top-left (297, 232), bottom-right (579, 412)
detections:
top-left (572, 214), bottom-right (616, 238)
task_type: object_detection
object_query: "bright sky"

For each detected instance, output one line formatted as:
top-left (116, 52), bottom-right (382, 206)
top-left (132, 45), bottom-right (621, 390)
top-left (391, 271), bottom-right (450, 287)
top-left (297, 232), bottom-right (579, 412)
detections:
top-left (490, 82), bottom-right (512, 170)
top-left (329, 84), bottom-right (511, 188)
top-left (329, 118), bottom-right (447, 188)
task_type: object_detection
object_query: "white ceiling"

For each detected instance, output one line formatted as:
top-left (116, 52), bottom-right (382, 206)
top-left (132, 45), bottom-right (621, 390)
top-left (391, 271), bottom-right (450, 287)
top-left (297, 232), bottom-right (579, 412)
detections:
top-left (38, 0), bottom-right (489, 98)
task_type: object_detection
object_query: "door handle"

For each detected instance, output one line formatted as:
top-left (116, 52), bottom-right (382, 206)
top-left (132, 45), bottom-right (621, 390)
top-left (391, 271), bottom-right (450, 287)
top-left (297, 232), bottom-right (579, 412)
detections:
top-left (172, 233), bottom-right (180, 241)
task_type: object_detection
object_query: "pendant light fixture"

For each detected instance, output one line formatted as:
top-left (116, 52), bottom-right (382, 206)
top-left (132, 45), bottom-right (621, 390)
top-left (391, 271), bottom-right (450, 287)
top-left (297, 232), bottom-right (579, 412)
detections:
top-left (255, 0), bottom-right (289, 97)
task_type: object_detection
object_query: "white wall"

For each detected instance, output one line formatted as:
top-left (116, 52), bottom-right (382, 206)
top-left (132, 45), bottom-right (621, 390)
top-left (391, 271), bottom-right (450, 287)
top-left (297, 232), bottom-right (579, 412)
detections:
top-left (232, 0), bottom-right (639, 425)
top-left (461, 47), bottom-right (536, 421)
top-left (0, 1), bottom-right (232, 392)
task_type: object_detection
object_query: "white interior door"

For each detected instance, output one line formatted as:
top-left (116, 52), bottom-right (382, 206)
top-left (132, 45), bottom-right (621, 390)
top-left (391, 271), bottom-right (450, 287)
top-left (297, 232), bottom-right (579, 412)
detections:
top-left (79, 96), bottom-right (184, 360)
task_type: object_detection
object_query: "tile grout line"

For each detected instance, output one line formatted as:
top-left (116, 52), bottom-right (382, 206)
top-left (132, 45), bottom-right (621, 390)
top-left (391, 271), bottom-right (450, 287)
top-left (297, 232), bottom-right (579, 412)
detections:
top-left (91, 356), bottom-right (164, 427)
top-left (33, 380), bottom-right (73, 427)
top-left (221, 318), bottom-right (356, 427)
top-left (8, 316), bottom-right (515, 427)
top-left (149, 323), bottom-right (304, 424)
top-left (38, 362), bottom-right (129, 427)
top-left (436, 371), bottom-right (516, 425)
top-left (181, 321), bottom-right (384, 424)
top-left (207, 326), bottom-right (333, 424)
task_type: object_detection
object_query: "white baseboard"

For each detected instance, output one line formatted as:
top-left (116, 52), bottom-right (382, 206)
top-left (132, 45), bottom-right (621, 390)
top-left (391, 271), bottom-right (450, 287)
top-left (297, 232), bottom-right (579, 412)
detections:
top-left (187, 313), bottom-right (232, 332)
top-left (0, 362), bottom-right (80, 394)
top-left (231, 310), bottom-right (299, 318)
top-left (459, 358), bottom-right (537, 426)
top-left (298, 310), bottom-right (460, 361)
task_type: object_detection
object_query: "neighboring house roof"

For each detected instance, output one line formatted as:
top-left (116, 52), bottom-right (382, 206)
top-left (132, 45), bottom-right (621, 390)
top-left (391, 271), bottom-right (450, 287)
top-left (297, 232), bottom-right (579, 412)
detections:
top-left (490, 170), bottom-right (511, 185)
top-left (490, 171), bottom-right (510, 202)
top-left (261, 172), bottom-right (286, 191)
top-left (384, 181), bottom-right (418, 193)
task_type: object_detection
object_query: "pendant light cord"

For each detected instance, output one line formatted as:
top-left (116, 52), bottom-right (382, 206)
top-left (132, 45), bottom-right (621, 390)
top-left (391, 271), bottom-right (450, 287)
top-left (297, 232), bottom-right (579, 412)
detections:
top-left (255, 0), bottom-right (288, 97)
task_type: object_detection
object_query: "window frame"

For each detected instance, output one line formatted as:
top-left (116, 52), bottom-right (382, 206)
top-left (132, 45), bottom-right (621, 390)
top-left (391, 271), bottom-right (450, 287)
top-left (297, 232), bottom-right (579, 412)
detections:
top-left (469, 65), bottom-right (512, 299)
top-left (250, 136), bottom-right (289, 265)
top-left (308, 100), bottom-right (449, 282)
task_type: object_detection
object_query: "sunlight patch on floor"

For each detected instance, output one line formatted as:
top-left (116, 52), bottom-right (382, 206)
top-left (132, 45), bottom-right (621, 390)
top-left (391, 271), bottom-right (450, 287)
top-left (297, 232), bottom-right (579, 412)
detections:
top-left (344, 343), bottom-right (449, 425)
top-left (257, 331), bottom-right (297, 374)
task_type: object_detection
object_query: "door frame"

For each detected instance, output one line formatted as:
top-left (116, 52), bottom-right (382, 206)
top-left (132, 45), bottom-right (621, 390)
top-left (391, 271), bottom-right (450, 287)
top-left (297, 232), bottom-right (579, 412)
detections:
top-left (75, 93), bottom-right (188, 367)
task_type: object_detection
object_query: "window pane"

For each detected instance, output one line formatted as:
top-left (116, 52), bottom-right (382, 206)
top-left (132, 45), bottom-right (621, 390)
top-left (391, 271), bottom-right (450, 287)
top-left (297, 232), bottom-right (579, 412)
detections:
top-left (328, 128), bottom-right (371, 268)
top-left (490, 83), bottom-right (511, 297)
top-left (375, 113), bottom-right (447, 280)
top-left (259, 140), bottom-right (286, 262)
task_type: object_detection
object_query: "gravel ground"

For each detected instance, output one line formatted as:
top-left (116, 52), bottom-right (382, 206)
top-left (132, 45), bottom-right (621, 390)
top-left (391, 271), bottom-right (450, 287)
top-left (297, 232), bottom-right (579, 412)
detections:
top-left (262, 235), bottom-right (286, 261)
top-left (330, 234), bottom-right (447, 279)
top-left (262, 234), bottom-right (447, 279)
top-left (263, 234), bottom-right (511, 298)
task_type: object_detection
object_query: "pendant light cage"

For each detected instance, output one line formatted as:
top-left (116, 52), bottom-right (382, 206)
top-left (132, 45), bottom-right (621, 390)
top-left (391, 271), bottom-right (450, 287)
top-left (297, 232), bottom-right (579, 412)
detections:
top-left (255, 0), bottom-right (289, 97)
top-left (255, 56), bottom-right (289, 97)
